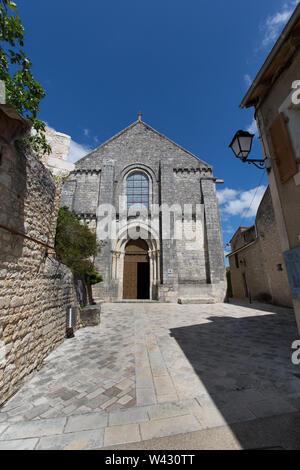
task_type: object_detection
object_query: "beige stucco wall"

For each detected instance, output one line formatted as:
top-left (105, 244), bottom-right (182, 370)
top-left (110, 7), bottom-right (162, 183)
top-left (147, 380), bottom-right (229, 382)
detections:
top-left (256, 48), bottom-right (300, 252)
top-left (254, 47), bottom-right (300, 330)
top-left (255, 188), bottom-right (293, 307)
top-left (229, 188), bottom-right (293, 307)
top-left (229, 240), bottom-right (269, 301)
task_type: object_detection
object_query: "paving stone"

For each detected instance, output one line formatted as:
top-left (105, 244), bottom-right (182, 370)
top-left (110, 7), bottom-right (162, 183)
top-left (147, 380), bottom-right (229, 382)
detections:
top-left (136, 375), bottom-right (154, 389)
top-left (140, 414), bottom-right (202, 441)
top-left (50, 388), bottom-right (78, 401)
top-left (153, 375), bottom-right (177, 396)
top-left (24, 404), bottom-right (50, 421)
top-left (0, 423), bottom-right (8, 436)
top-left (109, 407), bottom-right (149, 426)
top-left (157, 394), bottom-right (179, 404)
top-left (136, 388), bottom-right (156, 406)
top-left (0, 413), bottom-right (8, 423)
top-left (62, 405), bottom-right (79, 415)
top-left (0, 417), bottom-right (66, 440)
top-left (211, 389), bottom-right (266, 407)
top-left (118, 395), bottom-right (133, 405)
top-left (1, 302), bottom-right (299, 445)
top-left (0, 438), bottom-right (39, 450)
top-left (37, 429), bottom-right (105, 450)
top-left (247, 398), bottom-right (298, 418)
top-left (116, 378), bottom-right (135, 391)
top-left (218, 403), bottom-right (256, 424)
top-left (151, 365), bottom-right (169, 377)
top-left (104, 423), bottom-right (141, 447)
top-left (76, 406), bottom-right (93, 414)
top-left (287, 396), bottom-right (300, 411)
top-left (7, 405), bottom-right (31, 417)
top-left (192, 405), bottom-right (228, 429)
top-left (83, 394), bottom-right (110, 409)
top-left (65, 412), bottom-right (108, 433)
top-left (100, 397), bottom-right (119, 410)
top-left (147, 402), bottom-right (192, 421)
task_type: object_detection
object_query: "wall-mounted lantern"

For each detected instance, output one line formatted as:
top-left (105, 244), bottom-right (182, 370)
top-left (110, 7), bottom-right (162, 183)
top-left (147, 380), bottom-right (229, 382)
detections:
top-left (229, 130), bottom-right (267, 170)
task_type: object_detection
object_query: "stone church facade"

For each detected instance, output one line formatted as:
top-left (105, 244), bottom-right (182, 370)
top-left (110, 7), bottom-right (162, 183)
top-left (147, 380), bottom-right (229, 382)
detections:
top-left (61, 117), bottom-right (226, 303)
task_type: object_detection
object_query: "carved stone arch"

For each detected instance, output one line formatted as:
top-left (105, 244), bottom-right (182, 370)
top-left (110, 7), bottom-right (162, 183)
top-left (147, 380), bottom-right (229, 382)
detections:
top-left (114, 163), bottom-right (158, 210)
top-left (118, 162), bottom-right (158, 183)
top-left (112, 221), bottom-right (160, 300)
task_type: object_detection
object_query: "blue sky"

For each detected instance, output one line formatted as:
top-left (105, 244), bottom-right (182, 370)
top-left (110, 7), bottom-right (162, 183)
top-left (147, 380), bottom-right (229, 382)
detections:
top-left (17, 0), bottom-right (299, 254)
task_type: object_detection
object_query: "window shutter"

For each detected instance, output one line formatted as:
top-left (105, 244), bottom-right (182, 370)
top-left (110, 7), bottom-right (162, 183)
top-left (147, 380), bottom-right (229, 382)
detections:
top-left (269, 112), bottom-right (297, 184)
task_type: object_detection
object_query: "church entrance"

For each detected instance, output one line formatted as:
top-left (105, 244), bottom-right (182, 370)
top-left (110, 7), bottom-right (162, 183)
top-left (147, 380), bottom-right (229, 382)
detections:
top-left (123, 239), bottom-right (150, 299)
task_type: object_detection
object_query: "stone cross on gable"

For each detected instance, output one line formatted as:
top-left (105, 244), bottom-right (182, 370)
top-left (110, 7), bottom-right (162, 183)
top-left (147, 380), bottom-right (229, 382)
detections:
top-left (138, 112), bottom-right (142, 122)
top-left (0, 81), bottom-right (6, 104)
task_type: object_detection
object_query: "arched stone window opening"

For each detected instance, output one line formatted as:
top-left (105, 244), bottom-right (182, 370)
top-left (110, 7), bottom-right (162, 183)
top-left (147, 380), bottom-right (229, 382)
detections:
top-left (126, 172), bottom-right (149, 211)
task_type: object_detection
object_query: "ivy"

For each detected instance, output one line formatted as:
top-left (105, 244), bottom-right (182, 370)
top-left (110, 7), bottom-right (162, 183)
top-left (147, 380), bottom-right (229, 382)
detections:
top-left (55, 207), bottom-right (103, 285)
top-left (0, 0), bottom-right (51, 155)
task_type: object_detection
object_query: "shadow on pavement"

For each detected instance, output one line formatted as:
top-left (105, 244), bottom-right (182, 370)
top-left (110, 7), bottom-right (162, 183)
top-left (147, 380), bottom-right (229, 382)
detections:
top-left (170, 306), bottom-right (300, 449)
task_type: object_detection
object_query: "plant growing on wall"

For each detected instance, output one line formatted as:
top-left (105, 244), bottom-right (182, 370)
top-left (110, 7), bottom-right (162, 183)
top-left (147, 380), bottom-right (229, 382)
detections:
top-left (0, 0), bottom-right (50, 154)
top-left (55, 207), bottom-right (103, 285)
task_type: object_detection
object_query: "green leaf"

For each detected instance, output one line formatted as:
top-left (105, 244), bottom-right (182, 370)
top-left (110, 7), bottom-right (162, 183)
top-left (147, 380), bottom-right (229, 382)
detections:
top-left (0, 0), bottom-right (50, 155)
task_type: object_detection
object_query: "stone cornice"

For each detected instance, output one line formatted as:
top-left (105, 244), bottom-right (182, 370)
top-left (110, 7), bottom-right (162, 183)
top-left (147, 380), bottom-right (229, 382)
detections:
top-left (173, 167), bottom-right (213, 175)
top-left (71, 169), bottom-right (101, 176)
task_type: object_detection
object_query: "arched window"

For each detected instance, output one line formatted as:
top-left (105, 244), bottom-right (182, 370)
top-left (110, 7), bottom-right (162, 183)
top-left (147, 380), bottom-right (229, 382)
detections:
top-left (126, 172), bottom-right (149, 210)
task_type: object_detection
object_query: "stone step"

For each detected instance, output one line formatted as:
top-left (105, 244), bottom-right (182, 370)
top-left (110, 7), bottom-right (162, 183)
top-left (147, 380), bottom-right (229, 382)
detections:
top-left (177, 297), bottom-right (215, 305)
top-left (92, 298), bottom-right (105, 304)
top-left (114, 300), bottom-right (159, 303)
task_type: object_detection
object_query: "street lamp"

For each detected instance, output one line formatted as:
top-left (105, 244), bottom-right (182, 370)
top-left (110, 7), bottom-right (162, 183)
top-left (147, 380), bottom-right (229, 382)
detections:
top-left (229, 130), bottom-right (265, 170)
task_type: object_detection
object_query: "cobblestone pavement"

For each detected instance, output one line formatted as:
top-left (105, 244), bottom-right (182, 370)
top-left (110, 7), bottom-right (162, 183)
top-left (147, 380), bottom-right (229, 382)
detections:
top-left (0, 301), bottom-right (300, 450)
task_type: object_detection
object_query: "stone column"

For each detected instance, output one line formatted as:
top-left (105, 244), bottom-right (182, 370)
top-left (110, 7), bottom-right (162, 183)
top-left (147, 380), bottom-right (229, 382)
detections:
top-left (201, 178), bottom-right (226, 285)
top-left (94, 159), bottom-right (115, 301)
top-left (159, 159), bottom-right (178, 301)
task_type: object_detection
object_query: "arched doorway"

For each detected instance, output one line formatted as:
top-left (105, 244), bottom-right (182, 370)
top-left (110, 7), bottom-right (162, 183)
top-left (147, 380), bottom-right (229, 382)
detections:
top-left (123, 239), bottom-right (150, 299)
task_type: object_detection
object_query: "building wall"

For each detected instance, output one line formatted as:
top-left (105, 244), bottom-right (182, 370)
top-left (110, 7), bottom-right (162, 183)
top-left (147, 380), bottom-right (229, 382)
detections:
top-left (229, 240), bottom-right (268, 301)
top-left (229, 188), bottom-right (293, 307)
top-left (0, 141), bottom-right (78, 406)
top-left (41, 127), bottom-right (74, 177)
top-left (255, 47), bottom-right (300, 328)
top-left (256, 48), bottom-right (300, 252)
top-left (255, 187), bottom-right (292, 307)
top-left (61, 121), bottom-right (226, 302)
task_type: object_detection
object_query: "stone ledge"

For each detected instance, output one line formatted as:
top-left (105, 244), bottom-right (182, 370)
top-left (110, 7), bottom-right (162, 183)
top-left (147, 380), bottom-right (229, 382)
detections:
top-left (177, 297), bottom-right (215, 304)
top-left (79, 305), bottom-right (101, 327)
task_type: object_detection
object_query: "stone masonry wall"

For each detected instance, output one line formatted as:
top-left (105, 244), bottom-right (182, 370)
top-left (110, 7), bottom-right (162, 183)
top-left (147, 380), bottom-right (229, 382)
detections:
top-left (61, 120), bottom-right (226, 302)
top-left (0, 142), bottom-right (78, 406)
top-left (229, 188), bottom-right (293, 307)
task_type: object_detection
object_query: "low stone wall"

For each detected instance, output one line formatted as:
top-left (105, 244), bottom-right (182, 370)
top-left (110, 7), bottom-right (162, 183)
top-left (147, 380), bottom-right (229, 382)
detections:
top-left (79, 305), bottom-right (101, 328)
top-left (0, 141), bottom-right (78, 405)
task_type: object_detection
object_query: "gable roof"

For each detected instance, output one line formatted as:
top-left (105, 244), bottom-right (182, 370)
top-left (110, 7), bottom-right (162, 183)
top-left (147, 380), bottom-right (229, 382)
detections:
top-left (74, 118), bottom-right (211, 168)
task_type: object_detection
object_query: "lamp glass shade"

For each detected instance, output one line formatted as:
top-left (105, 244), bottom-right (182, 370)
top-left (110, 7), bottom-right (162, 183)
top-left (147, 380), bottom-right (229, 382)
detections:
top-left (229, 130), bottom-right (254, 160)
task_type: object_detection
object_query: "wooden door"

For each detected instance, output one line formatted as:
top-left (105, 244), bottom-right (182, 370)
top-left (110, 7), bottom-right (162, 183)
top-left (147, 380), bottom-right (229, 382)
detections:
top-left (123, 239), bottom-right (150, 300)
top-left (123, 261), bottom-right (137, 299)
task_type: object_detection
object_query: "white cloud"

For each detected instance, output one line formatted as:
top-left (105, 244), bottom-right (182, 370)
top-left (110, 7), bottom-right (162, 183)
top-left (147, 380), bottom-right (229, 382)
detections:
top-left (261, 1), bottom-right (298, 48)
top-left (83, 128), bottom-right (90, 137)
top-left (217, 188), bottom-right (238, 205)
top-left (68, 140), bottom-right (92, 163)
top-left (246, 118), bottom-right (258, 135)
top-left (217, 185), bottom-right (267, 218)
top-left (244, 74), bottom-right (252, 87)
